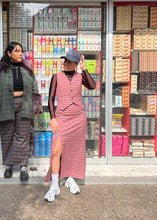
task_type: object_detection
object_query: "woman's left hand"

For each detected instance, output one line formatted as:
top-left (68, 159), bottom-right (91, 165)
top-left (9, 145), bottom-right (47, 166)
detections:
top-left (80, 55), bottom-right (86, 71)
top-left (34, 113), bottom-right (39, 117)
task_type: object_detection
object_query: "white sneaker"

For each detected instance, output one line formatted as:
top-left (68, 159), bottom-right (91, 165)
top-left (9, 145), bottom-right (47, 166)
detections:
top-left (65, 177), bottom-right (80, 195)
top-left (44, 185), bottom-right (60, 202)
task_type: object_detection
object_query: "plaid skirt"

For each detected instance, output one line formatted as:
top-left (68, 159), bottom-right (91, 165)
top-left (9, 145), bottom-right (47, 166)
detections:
top-left (0, 97), bottom-right (31, 166)
top-left (45, 105), bottom-right (87, 182)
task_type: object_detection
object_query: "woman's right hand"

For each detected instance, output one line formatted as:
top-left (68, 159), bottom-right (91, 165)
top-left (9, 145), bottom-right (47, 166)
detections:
top-left (51, 118), bottom-right (59, 135)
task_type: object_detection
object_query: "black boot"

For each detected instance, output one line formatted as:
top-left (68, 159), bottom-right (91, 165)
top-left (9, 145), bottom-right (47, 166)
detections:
top-left (20, 166), bottom-right (29, 181)
top-left (4, 166), bottom-right (13, 178)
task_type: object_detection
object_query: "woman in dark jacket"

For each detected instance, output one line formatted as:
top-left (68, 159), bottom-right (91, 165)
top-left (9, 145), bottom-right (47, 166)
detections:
top-left (0, 42), bottom-right (42, 181)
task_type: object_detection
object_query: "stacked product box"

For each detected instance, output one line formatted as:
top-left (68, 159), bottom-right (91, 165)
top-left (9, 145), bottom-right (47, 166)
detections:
top-left (130, 139), bottom-right (155, 157)
top-left (39, 79), bottom-right (51, 106)
top-left (131, 75), bottom-right (137, 94)
top-left (112, 95), bottom-right (122, 107)
top-left (138, 72), bottom-right (157, 93)
top-left (122, 59), bottom-right (130, 81)
top-left (10, 29), bottom-right (28, 51)
top-left (82, 97), bottom-right (100, 118)
top-left (86, 121), bottom-right (99, 140)
top-left (114, 58), bottom-right (130, 82)
top-left (130, 108), bottom-right (143, 115)
top-left (78, 8), bottom-right (101, 29)
top-left (116, 6), bottom-right (131, 31)
top-left (3, 33), bottom-right (7, 52)
top-left (9, 2), bottom-right (32, 28)
top-left (147, 95), bottom-right (157, 115)
top-left (78, 31), bottom-right (101, 51)
top-left (24, 51), bottom-right (33, 63)
top-left (133, 29), bottom-right (157, 50)
top-left (9, 3), bottom-right (32, 51)
top-left (143, 139), bottom-right (155, 157)
top-left (34, 35), bottom-right (77, 58)
top-left (102, 60), bottom-right (105, 82)
top-left (138, 95), bottom-right (147, 113)
top-left (132, 6), bottom-right (148, 28)
top-left (82, 74), bottom-right (100, 96)
top-left (114, 58), bottom-right (123, 81)
top-left (139, 51), bottom-right (157, 72)
top-left (112, 114), bottom-right (123, 128)
top-left (34, 7), bottom-right (77, 33)
top-left (131, 51), bottom-right (139, 72)
top-left (34, 132), bottom-right (53, 157)
top-left (130, 117), bottom-right (156, 136)
top-left (2, 11), bottom-right (7, 32)
top-left (34, 58), bottom-right (64, 76)
top-left (113, 34), bottom-right (130, 57)
top-left (102, 36), bottom-right (106, 56)
top-left (102, 60), bottom-right (115, 82)
top-left (138, 72), bottom-right (146, 93)
top-left (34, 112), bottom-right (52, 131)
top-left (150, 7), bottom-right (157, 28)
top-left (130, 139), bottom-right (144, 157)
top-left (28, 32), bottom-right (33, 51)
top-left (112, 135), bottom-right (128, 156)
top-left (121, 86), bottom-right (130, 107)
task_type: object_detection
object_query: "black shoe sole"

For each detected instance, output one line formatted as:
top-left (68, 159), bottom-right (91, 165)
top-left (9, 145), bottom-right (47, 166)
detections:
top-left (20, 176), bottom-right (29, 181)
top-left (4, 169), bottom-right (13, 178)
top-left (4, 175), bottom-right (13, 178)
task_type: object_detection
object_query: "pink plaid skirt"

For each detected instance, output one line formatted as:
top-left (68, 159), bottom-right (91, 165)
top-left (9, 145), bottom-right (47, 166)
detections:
top-left (45, 107), bottom-right (87, 182)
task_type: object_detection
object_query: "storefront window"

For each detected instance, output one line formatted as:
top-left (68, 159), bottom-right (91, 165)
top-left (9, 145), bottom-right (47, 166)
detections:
top-left (113, 2), bottom-right (157, 158)
top-left (2, 1), bottom-right (157, 161)
top-left (2, 2), bottom-right (106, 158)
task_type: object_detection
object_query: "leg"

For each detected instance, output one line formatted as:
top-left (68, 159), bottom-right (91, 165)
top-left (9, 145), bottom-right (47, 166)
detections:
top-left (44, 138), bottom-right (62, 202)
top-left (13, 115), bottom-right (31, 181)
top-left (0, 121), bottom-right (15, 178)
top-left (10, 97), bottom-right (31, 166)
top-left (11, 117), bottom-right (31, 166)
top-left (0, 120), bottom-right (15, 166)
top-left (52, 138), bottom-right (62, 174)
top-left (12, 97), bottom-right (31, 181)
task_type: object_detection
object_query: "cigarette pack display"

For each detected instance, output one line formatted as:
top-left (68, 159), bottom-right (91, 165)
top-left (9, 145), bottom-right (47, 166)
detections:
top-left (133, 6), bottom-right (148, 28)
top-left (131, 75), bottom-right (137, 93)
top-left (150, 7), bottom-right (157, 28)
top-left (113, 34), bottom-right (130, 57)
top-left (116, 6), bottom-right (131, 31)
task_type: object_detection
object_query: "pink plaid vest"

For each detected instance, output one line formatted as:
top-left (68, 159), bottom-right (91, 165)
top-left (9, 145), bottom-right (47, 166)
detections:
top-left (56, 71), bottom-right (84, 111)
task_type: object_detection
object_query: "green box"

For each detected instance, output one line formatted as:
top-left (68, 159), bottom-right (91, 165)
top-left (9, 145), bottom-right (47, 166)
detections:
top-left (85, 60), bottom-right (96, 74)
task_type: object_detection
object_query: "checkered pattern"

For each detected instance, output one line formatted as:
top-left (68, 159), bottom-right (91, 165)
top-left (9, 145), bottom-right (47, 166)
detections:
top-left (0, 97), bottom-right (31, 166)
top-left (45, 72), bottom-right (87, 182)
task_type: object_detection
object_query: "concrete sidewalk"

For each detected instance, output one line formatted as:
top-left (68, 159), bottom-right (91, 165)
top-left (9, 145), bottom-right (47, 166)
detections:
top-left (0, 164), bottom-right (157, 184)
top-left (1, 184), bottom-right (157, 220)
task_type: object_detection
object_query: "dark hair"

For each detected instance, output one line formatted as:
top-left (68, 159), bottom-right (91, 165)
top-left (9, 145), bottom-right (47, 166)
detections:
top-left (0, 42), bottom-right (23, 71)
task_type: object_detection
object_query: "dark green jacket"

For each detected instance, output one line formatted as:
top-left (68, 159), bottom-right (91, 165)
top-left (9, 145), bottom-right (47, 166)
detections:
top-left (0, 60), bottom-right (39, 122)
